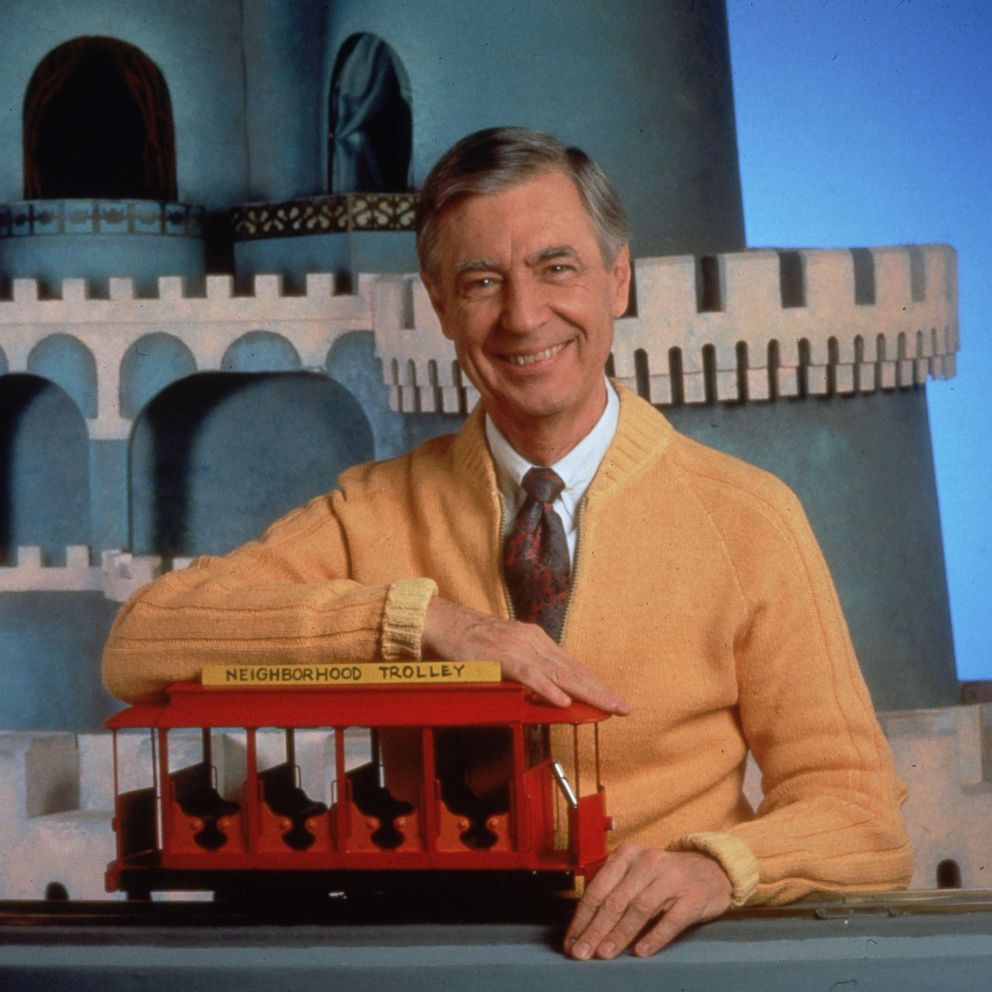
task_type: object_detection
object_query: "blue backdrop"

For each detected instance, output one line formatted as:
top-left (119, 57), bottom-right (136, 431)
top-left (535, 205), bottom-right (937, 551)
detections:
top-left (728, 0), bottom-right (992, 681)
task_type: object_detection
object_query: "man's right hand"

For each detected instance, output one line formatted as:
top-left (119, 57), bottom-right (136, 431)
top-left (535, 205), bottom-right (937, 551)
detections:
top-left (423, 596), bottom-right (632, 715)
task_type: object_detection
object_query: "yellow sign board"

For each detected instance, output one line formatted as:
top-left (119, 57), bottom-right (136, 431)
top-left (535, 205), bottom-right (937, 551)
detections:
top-left (202, 660), bottom-right (502, 688)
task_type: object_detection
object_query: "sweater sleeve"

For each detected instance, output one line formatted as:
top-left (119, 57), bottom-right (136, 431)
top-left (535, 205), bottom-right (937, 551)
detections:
top-left (673, 480), bottom-right (912, 906)
top-left (101, 491), bottom-right (437, 702)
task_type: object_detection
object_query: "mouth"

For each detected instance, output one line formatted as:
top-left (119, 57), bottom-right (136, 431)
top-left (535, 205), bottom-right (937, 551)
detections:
top-left (499, 339), bottom-right (573, 367)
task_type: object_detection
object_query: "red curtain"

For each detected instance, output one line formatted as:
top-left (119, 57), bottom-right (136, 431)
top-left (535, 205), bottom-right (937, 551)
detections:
top-left (23, 36), bottom-right (177, 200)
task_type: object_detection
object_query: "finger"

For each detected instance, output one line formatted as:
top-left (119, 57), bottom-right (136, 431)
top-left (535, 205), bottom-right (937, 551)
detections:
top-left (555, 662), bottom-right (632, 715)
top-left (633, 895), bottom-right (702, 957)
top-left (509, 663), bottom-right (573, 707)
top-left (564, 848), bottom-right (641, 958)
top-left (564, 846), bottom-right (636, 948)
top-left (595, 878), bottom-right (677, 959)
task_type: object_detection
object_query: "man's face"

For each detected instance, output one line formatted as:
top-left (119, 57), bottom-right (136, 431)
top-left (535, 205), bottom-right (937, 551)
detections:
top-left (423, 169), bottom-right (631, 442)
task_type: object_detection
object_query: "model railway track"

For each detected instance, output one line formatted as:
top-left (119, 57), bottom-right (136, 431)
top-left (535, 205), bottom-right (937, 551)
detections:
top-left (0, 899), bottom-right (252, 928)
top-left (3, 889), bottom-right (991, 931)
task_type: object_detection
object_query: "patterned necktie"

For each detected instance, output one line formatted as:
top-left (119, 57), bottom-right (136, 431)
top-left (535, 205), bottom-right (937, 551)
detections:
top-left (503, 467), bottom-right (571, 641)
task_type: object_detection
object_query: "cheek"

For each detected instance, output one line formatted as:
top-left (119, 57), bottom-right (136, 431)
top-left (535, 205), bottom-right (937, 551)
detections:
top-left (454, 307), bottom-right (499, 353)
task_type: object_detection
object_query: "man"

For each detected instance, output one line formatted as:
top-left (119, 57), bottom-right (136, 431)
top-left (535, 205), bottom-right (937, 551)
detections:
top-left (103, 127), bottom-right (912, 959)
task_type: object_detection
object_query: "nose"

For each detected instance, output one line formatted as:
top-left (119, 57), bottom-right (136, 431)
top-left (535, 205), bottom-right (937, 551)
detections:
top-left (500, 273), bottom-right (547, 335)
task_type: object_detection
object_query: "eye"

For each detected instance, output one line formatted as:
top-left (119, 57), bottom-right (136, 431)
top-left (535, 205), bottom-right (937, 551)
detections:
top-left (460, 274), bottom-right (501, 299)
top-left (544, 262), bottom-right (577, 279)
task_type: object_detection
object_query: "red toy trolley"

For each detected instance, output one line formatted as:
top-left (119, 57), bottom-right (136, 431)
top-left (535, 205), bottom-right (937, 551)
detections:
top-left (105, 674), bottom-right (613, 903)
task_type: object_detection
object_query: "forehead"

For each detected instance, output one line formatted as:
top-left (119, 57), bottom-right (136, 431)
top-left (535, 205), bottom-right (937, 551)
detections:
top-left (434, 169), bottom-right (600, 270)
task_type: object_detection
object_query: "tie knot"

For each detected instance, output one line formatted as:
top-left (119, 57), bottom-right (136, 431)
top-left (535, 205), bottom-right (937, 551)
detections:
top-left (522, 466), bottom-right (565, 503)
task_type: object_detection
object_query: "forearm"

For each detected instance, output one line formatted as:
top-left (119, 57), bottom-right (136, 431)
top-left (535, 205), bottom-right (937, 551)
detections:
top-left (100, 494), bottom-right (437, 702)
top-left (729, 778), bottom-right (911, 904)
top-left (669, 777), bottom-right (912, 908)
top-left (102, 567), bottom-right (436, 702)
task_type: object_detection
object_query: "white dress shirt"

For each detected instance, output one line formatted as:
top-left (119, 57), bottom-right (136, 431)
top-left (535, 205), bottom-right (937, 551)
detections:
top-left (485, 379), bottom-right (620, 564)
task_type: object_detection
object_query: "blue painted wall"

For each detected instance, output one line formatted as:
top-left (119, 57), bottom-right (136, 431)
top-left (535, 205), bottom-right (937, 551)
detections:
top-left (324, 0), bottom-right (745, 259)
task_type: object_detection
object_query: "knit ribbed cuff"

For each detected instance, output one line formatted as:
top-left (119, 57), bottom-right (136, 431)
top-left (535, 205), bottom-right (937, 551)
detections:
top-left (668, 831), bottom-right (760, 907)
top-left (381, 578), bottom-right (438, 660)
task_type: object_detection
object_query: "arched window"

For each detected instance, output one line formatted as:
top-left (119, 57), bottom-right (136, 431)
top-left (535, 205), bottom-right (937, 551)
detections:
top-left (23, 36), bottom-right (177, 200)
top-left (328, 33), bottom-right (412, 193)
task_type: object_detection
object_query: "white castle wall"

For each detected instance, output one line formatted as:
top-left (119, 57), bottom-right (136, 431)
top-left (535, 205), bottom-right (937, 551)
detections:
top-left (0, 707), bottom-right (986, 900)
top-left (0, 548), bottom-right (192, 599)
top-left (0, 272), bottom-right (375, 440)
top-left (374, 244), bottom-right (958, 412)
top-left (0, 245), bottom-right (959, 435)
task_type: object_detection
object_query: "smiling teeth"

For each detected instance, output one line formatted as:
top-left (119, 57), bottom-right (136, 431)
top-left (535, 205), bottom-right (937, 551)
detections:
top-left (508, 342), bottom-right (568, 366)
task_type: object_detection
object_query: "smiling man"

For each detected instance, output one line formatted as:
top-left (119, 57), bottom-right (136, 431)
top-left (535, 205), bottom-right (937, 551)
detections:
top-left (103, 128), bottom-right (912, 958)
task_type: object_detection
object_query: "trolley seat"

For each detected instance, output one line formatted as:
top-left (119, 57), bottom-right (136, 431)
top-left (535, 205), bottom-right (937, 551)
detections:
top-left (170, 761), bottom-right (240, 850)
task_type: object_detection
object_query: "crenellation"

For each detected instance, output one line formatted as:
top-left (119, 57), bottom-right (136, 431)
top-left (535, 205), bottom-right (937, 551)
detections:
top-left (12, 278), bottom-right (38, 303)
top-left (205, 273), bottom-right (233, 298)
top-left (61, 278), bottom-right (90, 303)
top-left (0, 247), bottom-right (958, 425)
top-left (254, 273), bottom-right (283, 299)
top-left (0, 546), bottom-right (102, 592)
top-left (101, 549), bottom-right (166, 602)
top-left (304, 271), bottom-right (336, 301)
top-left (108, 277), bottom-right (135, 300)
top-left (0, 271), bottom-right (372, 314)
top-left (16, 546), bottom-right (42, 568)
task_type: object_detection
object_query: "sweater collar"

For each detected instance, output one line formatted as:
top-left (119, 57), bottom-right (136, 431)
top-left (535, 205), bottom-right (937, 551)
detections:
top-left (451, 380), bottom-right (674, 499)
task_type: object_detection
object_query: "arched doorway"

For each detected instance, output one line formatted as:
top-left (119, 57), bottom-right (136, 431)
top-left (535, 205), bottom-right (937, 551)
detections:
top-left (129, 372), bottom-right (374, 556)
top-left (328, 33), bottom-right (412, 193)
top-left (23, 36), bottom-right (177, 200)
top-left (0, 374), bottom-right (90, 563)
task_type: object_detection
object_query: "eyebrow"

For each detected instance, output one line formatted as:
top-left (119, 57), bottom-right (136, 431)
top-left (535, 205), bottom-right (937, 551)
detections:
top-left (453, 258), bottom-right (500, 276)
top-left (525, 245), bottom-right (580, 267)
top-left (453, 245), bottom-right (581, 276)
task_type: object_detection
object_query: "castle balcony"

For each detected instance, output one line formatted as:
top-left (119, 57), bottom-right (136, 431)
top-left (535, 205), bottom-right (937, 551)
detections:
top-left (0, 199), bottom-right (205, 297)
top-left (231, 192), bottom-right (416, 288)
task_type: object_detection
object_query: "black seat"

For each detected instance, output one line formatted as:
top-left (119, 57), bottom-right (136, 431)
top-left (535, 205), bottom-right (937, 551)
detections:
top-left (259, 762), bottom-right (328, 850)
top-left (434, 727), bottom-right (510, 849)
top-left (171, 762), bottom-right (239, 850)
top-left (347, 762), bottom-right (413, 850)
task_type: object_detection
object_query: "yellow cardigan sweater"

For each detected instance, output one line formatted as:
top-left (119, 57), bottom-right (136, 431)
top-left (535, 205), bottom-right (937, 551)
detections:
top-left (102, 384), bottom-right (912, 906)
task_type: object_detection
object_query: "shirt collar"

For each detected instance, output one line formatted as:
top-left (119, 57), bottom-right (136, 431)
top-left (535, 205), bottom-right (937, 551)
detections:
top-left (484, 379), bottom-right (620, 525)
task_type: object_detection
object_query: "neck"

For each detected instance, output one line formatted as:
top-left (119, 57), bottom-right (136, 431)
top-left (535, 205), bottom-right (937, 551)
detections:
top-left (487, 388), bottom-right (607, 466)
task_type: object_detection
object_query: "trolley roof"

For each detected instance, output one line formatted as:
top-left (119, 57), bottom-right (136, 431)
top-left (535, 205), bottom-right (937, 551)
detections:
top-left (106, 681), bottom-right (611, 730)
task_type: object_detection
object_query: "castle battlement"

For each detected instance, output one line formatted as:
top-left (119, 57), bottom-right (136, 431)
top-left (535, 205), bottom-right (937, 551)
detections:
top-left (0, 548), bottom-right (194, 600)
top-left (375, 244), bottom-right (958, 412)
top-left (0, 546), bottom-right (101, 593)
top-left (0, 246), bottom-right (958, 436)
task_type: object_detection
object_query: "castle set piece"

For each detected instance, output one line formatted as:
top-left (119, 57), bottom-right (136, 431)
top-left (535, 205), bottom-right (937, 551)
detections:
top-left (0, 0), bottom-right (985, 902)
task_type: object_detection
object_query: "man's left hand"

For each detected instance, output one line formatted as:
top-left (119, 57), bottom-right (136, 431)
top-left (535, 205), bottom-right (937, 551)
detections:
top-left (563, 844), bottom-right (733, 960)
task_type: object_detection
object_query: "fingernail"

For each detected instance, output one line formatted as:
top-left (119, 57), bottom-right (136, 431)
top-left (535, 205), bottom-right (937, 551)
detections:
top-left (598, 941), bottom-right (615, 958)
top-left (573, 941), bottom-right (591, 960)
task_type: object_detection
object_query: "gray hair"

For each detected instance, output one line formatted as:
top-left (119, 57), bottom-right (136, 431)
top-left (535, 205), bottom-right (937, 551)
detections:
top-left (416, 127), bottom-right (629, 277)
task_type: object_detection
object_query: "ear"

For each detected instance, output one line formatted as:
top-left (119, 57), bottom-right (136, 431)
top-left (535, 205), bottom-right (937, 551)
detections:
top-left (421, 270), bottom-right (455, 339)
top-left (609, 243), bottom-right (632, 318)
